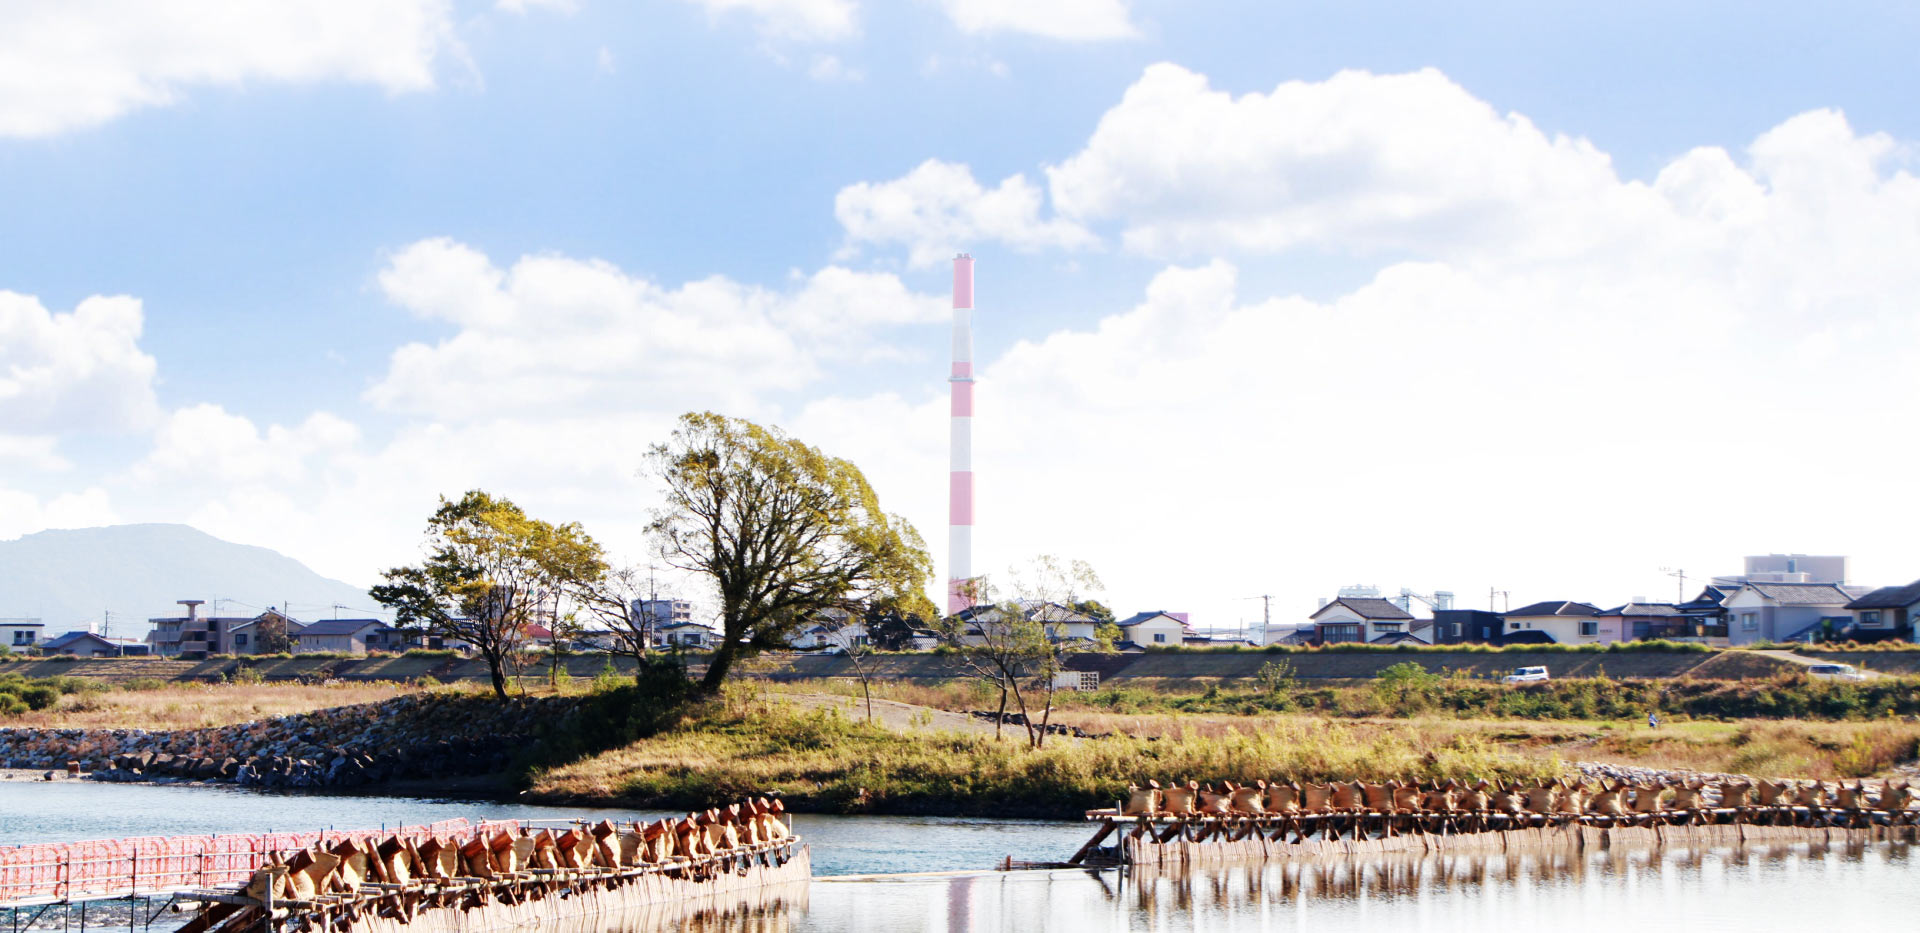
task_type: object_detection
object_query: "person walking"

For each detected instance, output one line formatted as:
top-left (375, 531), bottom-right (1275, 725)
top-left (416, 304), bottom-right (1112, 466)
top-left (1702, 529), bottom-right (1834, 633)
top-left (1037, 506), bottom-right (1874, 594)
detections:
top-left (1647, 711), bottom-right (1660, 730)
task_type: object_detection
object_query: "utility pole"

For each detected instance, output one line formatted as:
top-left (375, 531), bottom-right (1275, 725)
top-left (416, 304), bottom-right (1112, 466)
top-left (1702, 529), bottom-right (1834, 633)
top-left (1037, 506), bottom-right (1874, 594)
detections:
top-left (1488, 588), bottom-right (1510, 613)
top-left (1660, 567), bottom-right (1688, 603)
top-left (1240, 595), bottom-right (1273, 644)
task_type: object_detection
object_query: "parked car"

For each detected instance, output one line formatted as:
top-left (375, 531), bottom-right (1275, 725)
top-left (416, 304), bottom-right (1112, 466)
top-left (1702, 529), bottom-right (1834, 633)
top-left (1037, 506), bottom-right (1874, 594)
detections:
top-left (1805, 663), bottom-right (1867, 682)
top-left (1503, 665), bottom-right (1550, 684)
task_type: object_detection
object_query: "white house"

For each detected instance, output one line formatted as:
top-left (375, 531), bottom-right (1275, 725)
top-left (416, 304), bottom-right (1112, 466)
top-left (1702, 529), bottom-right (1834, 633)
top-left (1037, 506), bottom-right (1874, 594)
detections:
top-left (1723, 582), bottom-right (1867, 645)
top-left (1116, 611), bottom-right (1189, 648)
top-left (0, 619), bottom-right (44, 653)
top-left (1309, 598), bottom-right (1417, 644)
top-left (653, 621), bottom-right (719, 649)
top-left (1844, 580), bottom-right (1920, 641)
top-left (1502, 601), bottom-right (1610, 645)
top-left (950, 602), bottom-right (1102, 647)
top-left (227, 612), bottom-right (307, 655)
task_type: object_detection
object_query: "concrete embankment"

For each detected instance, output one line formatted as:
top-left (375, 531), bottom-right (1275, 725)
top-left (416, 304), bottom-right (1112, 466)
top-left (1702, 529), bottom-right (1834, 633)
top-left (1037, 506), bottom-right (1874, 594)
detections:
top-left (0, 647), bottom-right (1798, 686)
top-left (0, 692), bottom-right (577, 789)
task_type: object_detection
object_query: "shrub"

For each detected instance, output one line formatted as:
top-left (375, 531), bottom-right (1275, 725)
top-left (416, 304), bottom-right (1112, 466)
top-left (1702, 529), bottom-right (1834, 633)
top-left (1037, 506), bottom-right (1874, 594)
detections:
top-left (17, 685), bottom-right (60, 710)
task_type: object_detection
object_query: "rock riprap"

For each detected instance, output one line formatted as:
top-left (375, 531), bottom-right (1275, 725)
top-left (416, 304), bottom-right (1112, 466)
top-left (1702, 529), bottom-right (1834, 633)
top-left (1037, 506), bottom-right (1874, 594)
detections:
top-left (0, 692), bottom-right (582, 789)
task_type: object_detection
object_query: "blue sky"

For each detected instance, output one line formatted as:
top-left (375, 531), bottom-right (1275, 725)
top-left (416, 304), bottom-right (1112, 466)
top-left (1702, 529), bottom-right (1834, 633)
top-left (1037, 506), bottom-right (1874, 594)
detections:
top-left (4, 0), bottom-right (1919, 633)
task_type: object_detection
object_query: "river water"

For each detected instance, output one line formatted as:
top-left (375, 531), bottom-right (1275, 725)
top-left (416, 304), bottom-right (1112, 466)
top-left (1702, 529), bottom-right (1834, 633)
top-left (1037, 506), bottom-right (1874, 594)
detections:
top-left (4, 780), bottom-right (1915, 931)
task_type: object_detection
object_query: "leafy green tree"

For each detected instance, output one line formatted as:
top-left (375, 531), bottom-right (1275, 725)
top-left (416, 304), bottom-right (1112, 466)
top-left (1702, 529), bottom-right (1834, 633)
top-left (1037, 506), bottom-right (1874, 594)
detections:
top-left (372, 491), bottom-right (591, 700)
top-left (646, 412), bottom-right (933, 694)
top-left (1373, 660), bottom-right (1442, 709)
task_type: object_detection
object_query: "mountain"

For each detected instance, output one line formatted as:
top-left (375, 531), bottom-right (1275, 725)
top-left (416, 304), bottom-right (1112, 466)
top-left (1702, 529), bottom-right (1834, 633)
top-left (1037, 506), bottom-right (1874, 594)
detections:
top-left (0, 524), bottom-right (382, 640)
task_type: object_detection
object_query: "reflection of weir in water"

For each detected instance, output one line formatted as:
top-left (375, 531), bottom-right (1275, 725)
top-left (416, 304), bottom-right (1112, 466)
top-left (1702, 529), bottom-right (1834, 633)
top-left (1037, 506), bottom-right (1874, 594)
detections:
top-left (1120, 839), bottom-right (1912, 917)
top-left (596, 878), bottom-right (806, 933)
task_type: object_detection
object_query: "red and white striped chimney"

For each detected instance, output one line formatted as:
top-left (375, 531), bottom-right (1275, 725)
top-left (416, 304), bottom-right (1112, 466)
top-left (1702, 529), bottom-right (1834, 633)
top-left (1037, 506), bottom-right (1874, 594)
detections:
top-left (947, 254), bottom-right (975, 616)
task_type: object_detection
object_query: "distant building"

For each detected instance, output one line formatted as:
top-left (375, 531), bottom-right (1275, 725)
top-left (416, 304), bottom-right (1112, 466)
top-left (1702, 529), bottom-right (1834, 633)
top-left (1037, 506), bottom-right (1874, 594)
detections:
top-left (1429, 609), bottom-right (1504, 645)
top-left (1116, 611), bottom-right (1190, 648)
top-left (1723, 583), bottom-right (1868, 645)
top-left (1712, 554), bottom-right (1849, 587)
top-left (632, 599), bottom-right (694, 630)
top-left (147, 600), bottom-right (257, 657)
top-left (1309, 598), bottom-right (1416, 644)
top-left (226, 610), bottom-right (306, 655)
top-left (42, 631), bottom-right (122, 657)
top-left (0, 619), bottom-right (44, 653)
top-left (947, 602), bottom-right (1103, 647)
top-left (1596, 602), bottom-right (1683, 640)
top-left (1845, 580), bottom-right (1920, 641)
top-left (1502, 601), bottom-right (1611, 644)
top-left (653, 621), bottom-right (720, 649)
top-left (293, 619), bottom-right (385, 655)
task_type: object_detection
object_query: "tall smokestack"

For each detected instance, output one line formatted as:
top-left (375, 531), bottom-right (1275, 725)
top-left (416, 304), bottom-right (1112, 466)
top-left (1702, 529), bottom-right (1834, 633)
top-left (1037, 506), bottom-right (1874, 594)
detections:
top-left (948, 254), bottom-right (975, 616)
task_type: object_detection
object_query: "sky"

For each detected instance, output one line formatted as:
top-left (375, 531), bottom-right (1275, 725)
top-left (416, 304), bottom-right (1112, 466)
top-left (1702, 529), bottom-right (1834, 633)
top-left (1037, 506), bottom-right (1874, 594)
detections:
top-left (3, 0), bottom-right (1918, 636)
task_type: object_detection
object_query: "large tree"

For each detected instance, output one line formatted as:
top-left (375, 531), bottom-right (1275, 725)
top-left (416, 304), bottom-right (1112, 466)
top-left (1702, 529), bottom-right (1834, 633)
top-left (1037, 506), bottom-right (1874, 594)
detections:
top-left (372, 490), bottom-right (590, 700)
top-left (647, 412), bottom-right (933, 693)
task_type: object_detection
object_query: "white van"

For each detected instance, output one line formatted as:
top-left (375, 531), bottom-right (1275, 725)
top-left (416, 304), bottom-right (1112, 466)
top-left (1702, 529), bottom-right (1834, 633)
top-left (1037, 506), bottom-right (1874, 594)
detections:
top-left (1806, 663), bottom-right (1866, 682)
top-left (1503, 666), bottom-right (1550, 684)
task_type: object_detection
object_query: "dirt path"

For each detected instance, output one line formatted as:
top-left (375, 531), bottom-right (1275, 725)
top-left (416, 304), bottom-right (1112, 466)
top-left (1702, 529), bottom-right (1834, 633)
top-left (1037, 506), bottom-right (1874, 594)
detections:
top-left (1748, 649), bottom-right (1884, 679)
top-left (777, 692), bottom-right (1014, 738)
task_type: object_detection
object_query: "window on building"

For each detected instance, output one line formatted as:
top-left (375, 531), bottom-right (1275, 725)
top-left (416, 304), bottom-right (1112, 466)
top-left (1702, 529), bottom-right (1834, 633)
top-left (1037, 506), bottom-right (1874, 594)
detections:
top-left (1741, 613), bottom-right (1758, 630)
top-left (1321, 623), bottom-right (1363, 644)
top-left (11, 631), bottom-right (29, 645)
top-left (1374, 623), bottom-right (1402, 633)
top-left (1153, 633), bottom-right (1167, 643)
top-left (1861, 611), bottom-right (1882, 626)
top-left (234, 634), bottom-right (248, 648)
top-left (1580, 621), bottom-right (1598, 637)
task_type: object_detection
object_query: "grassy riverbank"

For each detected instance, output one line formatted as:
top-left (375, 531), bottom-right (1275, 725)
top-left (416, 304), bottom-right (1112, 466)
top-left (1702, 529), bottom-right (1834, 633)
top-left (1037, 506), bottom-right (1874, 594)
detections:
top-left (524, 688), bottom-right (1563, 817)
top-left (525, 683), bottom-right (1920, 817)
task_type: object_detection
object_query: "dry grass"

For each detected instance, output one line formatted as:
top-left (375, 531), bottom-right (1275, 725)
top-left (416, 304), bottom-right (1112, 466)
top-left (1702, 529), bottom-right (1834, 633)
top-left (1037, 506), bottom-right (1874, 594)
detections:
top-left (8, 681), bottom-right (437, 730)
top-left (527, 688), bottom-right (1563, 816)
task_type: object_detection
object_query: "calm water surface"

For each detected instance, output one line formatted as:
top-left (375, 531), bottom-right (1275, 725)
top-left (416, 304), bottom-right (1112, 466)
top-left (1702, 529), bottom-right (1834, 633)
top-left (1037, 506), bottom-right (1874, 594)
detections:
top-left (4, 781), bottom-right (1915, 931)
top-left (0, 778), bottom-right (1088, 876)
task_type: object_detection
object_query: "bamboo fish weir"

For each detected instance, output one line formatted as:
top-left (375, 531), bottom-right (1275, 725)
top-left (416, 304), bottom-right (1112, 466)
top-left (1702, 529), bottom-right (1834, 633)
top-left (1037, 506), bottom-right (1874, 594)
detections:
top-left (0, 799), bottom-right (808, 933)
top-left (1069, 776), bottom-right (1919, 867)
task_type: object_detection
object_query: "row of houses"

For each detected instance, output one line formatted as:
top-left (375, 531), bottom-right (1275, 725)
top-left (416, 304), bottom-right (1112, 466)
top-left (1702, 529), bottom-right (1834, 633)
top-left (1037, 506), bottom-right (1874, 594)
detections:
top-left (1298, 570), bottom-right (1920, 648)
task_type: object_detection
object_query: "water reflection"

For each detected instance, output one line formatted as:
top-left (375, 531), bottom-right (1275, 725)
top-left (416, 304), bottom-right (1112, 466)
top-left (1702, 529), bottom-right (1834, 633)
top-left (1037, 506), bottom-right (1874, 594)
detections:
top-left (802, 840), bottom-right (1919, 932)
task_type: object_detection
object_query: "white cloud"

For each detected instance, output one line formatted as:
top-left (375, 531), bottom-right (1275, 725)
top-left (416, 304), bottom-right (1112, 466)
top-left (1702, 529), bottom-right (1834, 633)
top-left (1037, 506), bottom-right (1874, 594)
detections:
top-left (134, 404), bottom-right (361, 487)
top-left (497, 0), bottom-right (578, 13)
top-left (938, 0), bottom-right (1138, 41)
top-left (677, 0), bottom-right (858, 41)
top-left (0, 437), bottom-right (70, 472)
top-left (366, 238), bottom-right (944, 419)
top-left (0, 1), bottom-right (462, 139)
top-left (0, 291), bottom-right (159, 433)
top-left (597, 47), bottom-right (617, 75)
top-left (1044, 64), bottom-right (1634, 258)
top-left (0, 488), bottom-right (116, 540)
top-left (808, 54), bottom-right (863, 82)
top-left (835, 159), bottom-right (1099, 266)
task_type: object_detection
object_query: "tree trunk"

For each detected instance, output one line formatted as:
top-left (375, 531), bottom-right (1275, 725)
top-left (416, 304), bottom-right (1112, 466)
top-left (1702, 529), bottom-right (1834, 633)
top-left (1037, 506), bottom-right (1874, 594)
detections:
top-left (1008, 677), bottom-right (1037, 748)
top-left (994, 684), bottom-right (1008, 740)
top-left (1036, 681), bottom-right (1057, 749)
top-left (483, 648), bottom-right (509, 700)
top-left (699, 632), bottom-right (740, 694)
